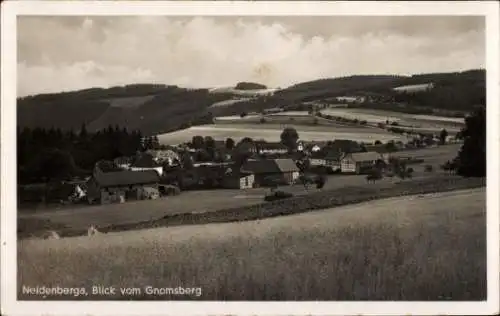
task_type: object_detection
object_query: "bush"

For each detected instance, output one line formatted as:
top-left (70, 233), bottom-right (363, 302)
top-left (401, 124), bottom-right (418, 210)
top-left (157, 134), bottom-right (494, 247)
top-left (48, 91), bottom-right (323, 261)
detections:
top-left (264, 190), bottom-right (294, 202)
top-left (424, 165), bottom-right (433, 172)
top-left (159, 184), bottom-right (181, 196)
top-left (260, 117), bottom-right (266, 123)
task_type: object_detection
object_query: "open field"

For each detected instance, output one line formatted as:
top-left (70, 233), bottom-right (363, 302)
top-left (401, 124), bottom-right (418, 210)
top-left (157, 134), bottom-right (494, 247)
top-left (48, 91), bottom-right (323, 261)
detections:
top-left (267, 111), bottom-right (310, 116)
top-left (19, 144), bottom-right (461, 234)
top-left (158, 124), bottom-right (407, 145)
top-left (320, 108), bottom-right (464, 132)
top-left (18, 188), bottom-right (486, 300)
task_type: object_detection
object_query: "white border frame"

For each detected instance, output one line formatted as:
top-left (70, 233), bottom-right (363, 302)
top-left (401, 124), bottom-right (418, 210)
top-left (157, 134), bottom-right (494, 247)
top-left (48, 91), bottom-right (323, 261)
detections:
top-left (1, 1), bottom-right (499, 315)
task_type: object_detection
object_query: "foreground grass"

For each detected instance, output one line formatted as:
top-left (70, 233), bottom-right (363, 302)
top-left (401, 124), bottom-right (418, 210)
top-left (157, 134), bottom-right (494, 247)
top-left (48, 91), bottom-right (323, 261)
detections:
top-left (18, 188), bottom-right (486, 301)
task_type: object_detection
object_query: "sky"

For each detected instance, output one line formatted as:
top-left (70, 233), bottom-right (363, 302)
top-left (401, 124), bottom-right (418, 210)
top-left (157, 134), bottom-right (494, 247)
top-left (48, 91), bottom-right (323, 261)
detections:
top-left (17, 16), bottom-right (485, 96)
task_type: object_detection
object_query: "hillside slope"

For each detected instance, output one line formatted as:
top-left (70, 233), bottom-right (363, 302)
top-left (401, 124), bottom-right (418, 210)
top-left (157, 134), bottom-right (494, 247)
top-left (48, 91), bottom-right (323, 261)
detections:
top-left (17, 70), bottom-right (485, 134)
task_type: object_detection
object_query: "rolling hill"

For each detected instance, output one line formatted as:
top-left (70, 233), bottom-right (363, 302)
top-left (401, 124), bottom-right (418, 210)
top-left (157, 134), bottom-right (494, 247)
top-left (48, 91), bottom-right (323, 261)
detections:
top-left (17, 70), bottom-right (485, 135)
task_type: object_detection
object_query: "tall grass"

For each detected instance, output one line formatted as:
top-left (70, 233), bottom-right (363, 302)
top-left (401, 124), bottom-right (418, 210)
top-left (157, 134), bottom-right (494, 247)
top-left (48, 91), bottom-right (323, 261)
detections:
top-left (18, 189), bottom-right (486, 301)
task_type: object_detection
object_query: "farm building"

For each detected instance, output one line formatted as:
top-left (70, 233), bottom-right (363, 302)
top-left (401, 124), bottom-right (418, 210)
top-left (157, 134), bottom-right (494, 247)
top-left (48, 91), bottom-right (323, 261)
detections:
top-left (241, 158), bottom-right (300, 186)
top-left (130, 153), bottom-right (164, 176)
top-left (255, 141), bottom-right (289, 156)
top-left (341, 151), bottom-right (383, 174)
top-left (309, 148), bottom-right (343, 172)
top-left (86, 169), bottom-right (160, 204)
top-left (221, 166), bottom-right (255, 189)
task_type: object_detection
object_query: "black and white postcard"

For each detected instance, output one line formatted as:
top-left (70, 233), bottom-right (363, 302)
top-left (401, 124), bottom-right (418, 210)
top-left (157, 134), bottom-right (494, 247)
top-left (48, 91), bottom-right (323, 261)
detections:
top-left (1, 1), bottom-right (499, 315)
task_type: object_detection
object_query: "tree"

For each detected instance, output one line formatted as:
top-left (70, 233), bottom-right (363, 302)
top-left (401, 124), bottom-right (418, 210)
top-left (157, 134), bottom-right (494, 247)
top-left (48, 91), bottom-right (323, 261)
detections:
top-left (27, 148), bottom-right (78, 183)
top-left (240, 112), bottom-right (248, 118)
top-left (280, 127), bottom-right (299, 150)
top-left (79, 123), bottom-right (88, 140)
top-left (454, 106), bottom-right (485, 177)
top-left (439, 129), bottom-right (448, 145)
top-left (152, 135), bottom-right (160, 149)
top-left (239, 137), bottom-right (254, 145)
top-left (260, 117), bottom-right (266, 124)
top-left (180, 152), bottom-right (194, 170)
top-left (204, 136), bottom-right (216, 150)
top-left (385, 141), bottom-right (398, 153)
top-left (366, 168), bottom-right (383, 183)
top-left (225, 138), bottom-right (235, 150)
top-left (315, 174), bottom-right (327, 189)
top-left (191, 136), bottom-right (205, 150)
top-left (374, 140), bottom-right (382, 145)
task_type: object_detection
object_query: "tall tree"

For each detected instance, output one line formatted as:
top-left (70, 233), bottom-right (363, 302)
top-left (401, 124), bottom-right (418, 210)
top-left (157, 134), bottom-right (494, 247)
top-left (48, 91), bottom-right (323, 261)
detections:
top-left (225, 137), bottom-right (235, 150)
top-left (454, 106), bottom-right (486, 177)
top-left (192, 136), bottom-right (205, 149)
top-left (439, 129), bottom-right (449, 145)
top-left (280, 127), bottom-right (299, 150)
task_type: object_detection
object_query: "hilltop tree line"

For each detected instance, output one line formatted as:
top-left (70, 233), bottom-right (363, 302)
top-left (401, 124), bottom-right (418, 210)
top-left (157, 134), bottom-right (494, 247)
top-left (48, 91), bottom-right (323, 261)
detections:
top-left (18, 125), bottom-right (145, 184)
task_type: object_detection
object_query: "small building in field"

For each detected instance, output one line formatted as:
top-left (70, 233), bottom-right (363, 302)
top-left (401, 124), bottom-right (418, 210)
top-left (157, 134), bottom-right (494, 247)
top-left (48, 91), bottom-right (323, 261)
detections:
top-left (86, 169), bottom-right (160, 204)
top-left (241, 158), bottom-right (300, 186)
top-left (341, 152), bottom-right (383, 174)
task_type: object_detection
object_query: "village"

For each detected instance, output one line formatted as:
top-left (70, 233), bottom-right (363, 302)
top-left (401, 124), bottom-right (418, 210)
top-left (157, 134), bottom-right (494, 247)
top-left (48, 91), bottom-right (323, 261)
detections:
top-left (28, 125), bottom-right (459, 208)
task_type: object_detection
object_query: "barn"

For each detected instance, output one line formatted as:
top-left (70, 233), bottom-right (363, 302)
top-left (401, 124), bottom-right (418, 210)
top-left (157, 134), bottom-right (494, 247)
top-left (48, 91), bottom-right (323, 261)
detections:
top-left (341, 152), bottom-right (383, 174)
top-left (241, 158), bottom-right (300, 186)
top-left (86, 169), bottom-right (160, 204)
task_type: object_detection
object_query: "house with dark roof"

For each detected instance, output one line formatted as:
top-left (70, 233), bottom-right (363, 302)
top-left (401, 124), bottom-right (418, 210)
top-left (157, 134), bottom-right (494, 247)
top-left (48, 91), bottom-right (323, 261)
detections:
top-left (86, 168), bottom-right (160, 204)
top-left (340, 151), bottom-right (383, 174)
top-left (241, 158), bottom-right (300, 186)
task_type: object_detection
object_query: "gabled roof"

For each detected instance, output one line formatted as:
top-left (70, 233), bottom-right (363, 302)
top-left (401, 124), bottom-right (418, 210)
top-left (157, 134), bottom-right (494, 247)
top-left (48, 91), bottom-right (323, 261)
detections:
top-left (241, 158), bottom-right (299, 174)
top-left (94, 170), bottom-right (160, 188)
top-left (348, 152), bottom-right (382, 162)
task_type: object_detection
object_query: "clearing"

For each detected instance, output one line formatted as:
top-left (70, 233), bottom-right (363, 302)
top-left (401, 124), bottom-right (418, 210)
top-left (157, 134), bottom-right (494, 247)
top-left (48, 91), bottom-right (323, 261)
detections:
top-left (18, 188), bottom-right (486, 300)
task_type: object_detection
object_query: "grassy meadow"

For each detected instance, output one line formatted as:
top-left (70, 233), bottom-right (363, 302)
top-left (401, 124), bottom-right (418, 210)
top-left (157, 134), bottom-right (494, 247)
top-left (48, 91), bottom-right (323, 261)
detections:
top-left (18, 188), bottom-right (486, 301)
